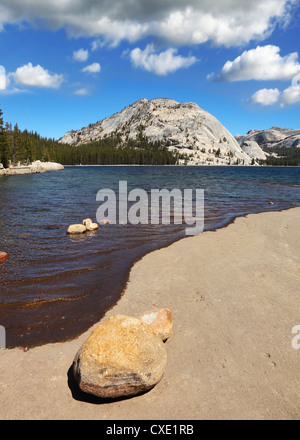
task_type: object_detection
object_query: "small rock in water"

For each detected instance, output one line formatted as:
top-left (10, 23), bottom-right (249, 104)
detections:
top-left (73, 315), bottom-right (167, 399)
top-left (0, 251), bottom-right (8, 263)
top-left (139, 308), bottom-right (173, 341)
top-left (19, 233), bottom-right (32, 238)
top-left (67, 224), bottom-right (87, 235)
top-left (82, 218), bottom-right (99, 231)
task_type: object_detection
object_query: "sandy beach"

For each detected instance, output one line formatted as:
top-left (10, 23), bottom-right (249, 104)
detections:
top-left (0, 207), bottom-right (299, 420)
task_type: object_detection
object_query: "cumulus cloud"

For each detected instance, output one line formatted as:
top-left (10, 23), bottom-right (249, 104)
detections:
top-left (13, 62), bottom-right (63, 88)
top-left (0, 0), bottom-right (296, 47)
top-left (81, 62), bottom-right (101, 74)
top-left (130, 44), bottom-right (197, 75)
top-left (251, 88), bottom-right (280, 105)
top-left (73, 48), bottom-right (89, 62)
top-left (0, 66), bottom-right (7, 90)
top-left (250, 73), bottom-right (300, 107)
top-left (216, 45), bottom-right (300, 82)
top-left (280, 72), bottom-right (300, 106)
top-left (280, 84), bottom-right (300, 106)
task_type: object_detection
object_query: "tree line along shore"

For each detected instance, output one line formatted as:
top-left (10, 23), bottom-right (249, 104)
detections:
top-left (1, 106), bottom-right (299, 167)
top-left (0, 112), bottom-right (179, 167)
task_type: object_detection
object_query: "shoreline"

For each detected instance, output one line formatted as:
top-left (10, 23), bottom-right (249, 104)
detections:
top-left (1, 163), bottom-right (298, 172)
top-left (2, 205), bottom-right (295, 350)
top-left (0, 161), bottom-right (64, 176)
top-left (0, 207), bottom-right (299, 419)
top-left (63, 164), bottom-right (294, 167)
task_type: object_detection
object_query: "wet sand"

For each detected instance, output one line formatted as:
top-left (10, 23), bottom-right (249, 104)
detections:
top-left (0, 207), bottom-right (299, 420)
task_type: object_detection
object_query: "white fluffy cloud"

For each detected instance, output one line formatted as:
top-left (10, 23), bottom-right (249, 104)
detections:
top-left (73, 48), bottom-right (89, 62)
top-left (130, 44), bottom-right (197, 75)
top-left (281, 84), bottom-right (300, 106)
top-left (0, 66), bottom-right (7, 90)
top-left (13, 62), bottom-right (63, 88)
top-left (216, 45), bottom-right (300, 82)
top-left (251, 72), bottom-right (300, 107)
top-left (0, 0), bottom-right (296, 47)
top-left (251, 88), bottom-right (280, 105)
top-left (81, 62), bottom-right (101, 74)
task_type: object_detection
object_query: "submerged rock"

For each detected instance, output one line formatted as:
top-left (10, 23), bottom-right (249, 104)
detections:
top-left (0, 252), bottom-right (8, 263)
top-left (73, 315), bottom-right (167, 399)
top-left (67, 224), bottom-right (87, 235)
top-left (82, 218), bottom-right (99, 231)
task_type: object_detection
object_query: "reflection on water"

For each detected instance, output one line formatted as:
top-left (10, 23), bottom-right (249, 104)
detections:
top-left (0, 166), bottom-right (299, 348)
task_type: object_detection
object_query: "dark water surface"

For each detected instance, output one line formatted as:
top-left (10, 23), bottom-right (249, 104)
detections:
top-left (0, 166), bottom-right (299, 348)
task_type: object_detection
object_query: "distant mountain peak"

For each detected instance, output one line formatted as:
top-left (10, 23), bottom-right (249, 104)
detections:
top-left (237, 126), bottom-right (300, 150)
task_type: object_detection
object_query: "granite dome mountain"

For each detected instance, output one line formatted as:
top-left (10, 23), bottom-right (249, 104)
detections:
top-left (236, 127), bottom-right (300, 150)
top-left (59, 98), bottom-right (252, 165)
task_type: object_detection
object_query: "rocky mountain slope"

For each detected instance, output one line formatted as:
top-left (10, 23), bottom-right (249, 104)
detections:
top-left (59, 98), bottom-right (252, 165)
top-left (235, 139), bottom-right (267, 161)
top-left (236, 127), bottom-right (300, 150)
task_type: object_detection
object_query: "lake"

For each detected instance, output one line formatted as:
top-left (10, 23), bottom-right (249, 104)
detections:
top-left (0, 165), bottom-right (299, 348)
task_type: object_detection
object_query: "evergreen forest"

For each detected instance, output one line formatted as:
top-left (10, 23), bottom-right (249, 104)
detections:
top-left (0, 108), bottom-right (179, 166)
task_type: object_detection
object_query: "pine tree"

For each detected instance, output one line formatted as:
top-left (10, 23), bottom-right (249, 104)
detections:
top-left (23, 134), bottom-right (33, 164)
top-left (0, 106), bottom-right (9, 168)
top-left (12, 123), bottom-right (23, 164)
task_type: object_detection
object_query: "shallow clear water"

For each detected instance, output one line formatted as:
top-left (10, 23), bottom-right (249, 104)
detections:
top-left (0, 165), bottom-right (299, 348)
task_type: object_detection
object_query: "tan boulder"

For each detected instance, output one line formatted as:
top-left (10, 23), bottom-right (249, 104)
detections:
top-left (83, 218), bottom-right (99, 231)
top-left (67, 224), bottom-right (87, 235)
top-left (73, 315), bottom-right (167, 399)
top-left (139, 308), bottom-right (173, 341)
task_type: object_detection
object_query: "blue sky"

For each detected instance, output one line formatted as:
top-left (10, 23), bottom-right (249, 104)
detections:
top-left (0, 0), bottom-right (300, 140)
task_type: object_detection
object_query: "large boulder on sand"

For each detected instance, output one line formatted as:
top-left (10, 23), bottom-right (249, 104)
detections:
top-left (73, 315), bottom-right (167, 399)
